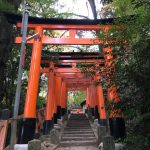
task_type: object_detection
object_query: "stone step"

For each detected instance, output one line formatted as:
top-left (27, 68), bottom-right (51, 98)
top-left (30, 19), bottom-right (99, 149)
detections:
top-left (65, 128), bottom-right (91, 130)
top-left (69, 117), bottom-right (87, 118)
top-left (64, 129), bottom-right (92, 131)
top-left (57, 146), bottom-right (99, 150)
top-left (63, 134), bottom-right (95, 137)
top-left (69, 119), bottom-right (88, 120)
top-left (68, 121), bottom-right (89, 122)
top-left (69, 120), bottom-right (88, 121)
top-left (60, 140), bottom-right (97, 147)
top-left (64, 131), bottom-right (94, 134)
top-left (61, 136), bottom-right (96, 141)
top-left (67, 124), bottom-right (90, 125)
top-left (65, 127), bottom-right (91, 129)
top-left (69, 121), bottom-right (88, 122)
top-left (66, 126), bottom-right (90, 128)
top-left (59, 114), bottom-right (97, 148)
top-left (69, 117), bottom-right (88, 118)
top-left (68, 119), bottom-right (88, 120)
top-left (68, 118), bottom-right (88, 119)
top-left (67, 123), bottom-right (89, 125)
top-left (68, 122), bottom-right (89, 123)
top-left (66, 124), bottom-right (90, 126)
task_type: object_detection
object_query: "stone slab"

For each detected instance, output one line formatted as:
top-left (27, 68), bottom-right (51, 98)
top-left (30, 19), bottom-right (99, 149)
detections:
top-left (57, 146), bottom-right (99, 150)
top-left (28, 139), bottom-right (41, 150)
top-left (14, 144), bottom-right (28, 150)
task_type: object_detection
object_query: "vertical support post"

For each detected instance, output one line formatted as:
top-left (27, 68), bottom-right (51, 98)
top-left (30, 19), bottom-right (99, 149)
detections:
top-left (86, 87), bottom-right (92, 116)
top-left (20, 26), bottom-right (43, 144)
top-left (53, 77), bottom-right (57, 124)
top-left (55, 77), bottom-right (62, 119)
top-left (103, 47), bottom-right (126, 139)
top-left (43, 63), bottom-right (54, 134)
top-left (61, 82), bottom-right (67, 116)
top-left (93, 86), bottom-right (99, 119)
top-left (87, 85), bottom-right (93, 119)
top-left (95, 74), bottom-right (107, 126)
top-left (10, 1), bottom-right (29, 148)
top-left (89, 84), bottom-right (95, 117)
top-left (86, 87), bottom-right (89, 112)
top-left (69, 30), bottom-right (76, 39)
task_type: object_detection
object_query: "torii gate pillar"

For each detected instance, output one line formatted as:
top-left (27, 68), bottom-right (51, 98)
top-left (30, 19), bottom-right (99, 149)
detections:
top-left (95, 79), bottom-right (107, 125)
top-left (55, 76), bottom-right (62, 119)
top-left (43, 70), bottom-right (55, 134)
top-left (92, 86), bottom-right (99, 119)
top-left (61, 82), bottom-right (67, 116)
top-left (20, 26), bottom-right (43, 144)
top-left (89, 84), bottom-right (95, 117)
top-left (103, 46), bottom-right (126, 139)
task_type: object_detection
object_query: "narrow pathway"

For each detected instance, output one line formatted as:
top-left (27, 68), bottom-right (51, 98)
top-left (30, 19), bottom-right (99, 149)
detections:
top-left (57, 113), bottom-right (98, 150)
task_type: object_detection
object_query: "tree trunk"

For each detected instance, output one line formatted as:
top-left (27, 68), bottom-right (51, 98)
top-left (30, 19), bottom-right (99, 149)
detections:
top-left (88, 0), bottom-right (97, 19)
top-left (0, 13), bottom-right (14, 106)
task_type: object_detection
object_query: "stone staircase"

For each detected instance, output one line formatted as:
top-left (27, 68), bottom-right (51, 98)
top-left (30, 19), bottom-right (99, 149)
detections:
top-left (58, 113), bottom-right (97, 148)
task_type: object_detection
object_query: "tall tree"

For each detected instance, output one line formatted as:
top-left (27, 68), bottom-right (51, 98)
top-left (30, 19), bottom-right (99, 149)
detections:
top-left (111, 0), bottom-right (150, 149)
top-left (0, 0), bottom-right (20, 111)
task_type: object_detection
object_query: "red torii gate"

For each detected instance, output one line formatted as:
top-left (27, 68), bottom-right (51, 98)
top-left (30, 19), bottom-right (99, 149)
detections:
top-left (15, 19), bottom-right (125, 143)
top-left (40, 54), bottom-right (102, 129)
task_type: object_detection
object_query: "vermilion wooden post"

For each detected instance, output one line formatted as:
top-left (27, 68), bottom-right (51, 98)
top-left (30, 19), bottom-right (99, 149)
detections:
top-left (86, 87), bottom-right (90, 114)
top-left (103, 47), bottom-right (126, 139)
top-left (86, 87), bottom-right (89, 109)
top-left (89, 84), bottom-right (95, 117)
top-left (61, 82), bottom-right (67, 116)
top-left (43, 69), bottom-right (54, 134)
top-left (95, 74), bottom-right (107, 125)
top-left (20, 26), bottom-right (43, 144)
top-left (96, 84), bottom-right (107, 125)
top-left (92, 84), bottom-right (99, 119)
top-left (64, 85), bottom-right (68, 115)
top-left (53, 78), bottom-right (58, 124)
top-left (55, 76), bottom-right (62, 119)
top-left (88, 86), bottom-right (92, 116)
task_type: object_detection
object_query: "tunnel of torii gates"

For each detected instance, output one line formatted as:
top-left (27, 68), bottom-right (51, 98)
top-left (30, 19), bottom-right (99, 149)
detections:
top-left (14, 16), bottom-right (126, 144)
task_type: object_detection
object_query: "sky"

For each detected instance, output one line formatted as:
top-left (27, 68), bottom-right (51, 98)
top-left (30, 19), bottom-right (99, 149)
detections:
top-left (50, 0), bottom-right (103, 52)
top-left (56, 0), bottom-right (103, 19)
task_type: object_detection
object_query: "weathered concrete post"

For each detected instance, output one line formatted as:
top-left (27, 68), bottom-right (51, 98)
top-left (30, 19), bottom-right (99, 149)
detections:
top-left (97, 125), bottom-right (106, 143)
top-left (103, 135), bottom-right (115, 150)
top-left (28, 139), bottom-right (41, 150)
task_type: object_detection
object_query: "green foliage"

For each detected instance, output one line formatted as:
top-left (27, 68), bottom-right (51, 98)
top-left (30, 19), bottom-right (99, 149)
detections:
top-left (68, 91), bottom-right (86, 108)
top-left (22, 0), bottom-right (73, 18)
top-left (77, 63), bottom-right (96, 77)
top-left (0, 0), bottom-right (75, 115)
top-left (0, 0), bottom-right (15, 12)
top-left (75, 1), bottom-right (150, 148)
top-left (111, 0), bottom-right (150, 149)
top-left (24, 0), bottom-right (57, 17)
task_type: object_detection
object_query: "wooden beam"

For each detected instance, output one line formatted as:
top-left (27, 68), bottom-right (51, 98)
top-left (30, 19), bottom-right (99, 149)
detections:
top-left (16, 36), bottom-right (106, 45)
top-left (41, 59), bottom-right (103, 64)
top-left (16, 22), bottom-right (111, 30)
